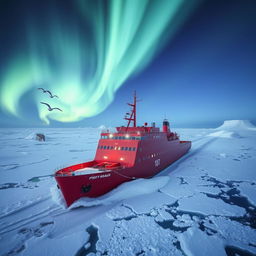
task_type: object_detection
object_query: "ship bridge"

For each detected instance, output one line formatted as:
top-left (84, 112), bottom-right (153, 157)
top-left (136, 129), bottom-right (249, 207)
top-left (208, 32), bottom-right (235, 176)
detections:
top-left (95, 130), bottom-right (140, 167)
top-left (94, 91), bottom-right (178, 167)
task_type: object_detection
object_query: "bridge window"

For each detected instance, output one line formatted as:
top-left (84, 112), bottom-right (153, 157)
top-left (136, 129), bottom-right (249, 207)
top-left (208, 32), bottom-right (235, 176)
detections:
top-left (102, 135), bottom-right (147, 140)
top-left (133, 147), bottom-right (136, 151)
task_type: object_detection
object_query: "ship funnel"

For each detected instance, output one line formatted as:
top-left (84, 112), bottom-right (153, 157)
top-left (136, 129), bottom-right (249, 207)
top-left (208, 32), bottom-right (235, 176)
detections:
top-left (163, 119), bottom-right (170, 133)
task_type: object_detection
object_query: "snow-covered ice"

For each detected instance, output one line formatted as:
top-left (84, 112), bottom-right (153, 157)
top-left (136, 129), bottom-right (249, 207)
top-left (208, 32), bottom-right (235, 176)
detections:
top-left (179, 226), bottom-right (226, 256)
top-left (208, 130), bottom-right (242, 138)
top-left (0, 120), bottom-right (255, 256)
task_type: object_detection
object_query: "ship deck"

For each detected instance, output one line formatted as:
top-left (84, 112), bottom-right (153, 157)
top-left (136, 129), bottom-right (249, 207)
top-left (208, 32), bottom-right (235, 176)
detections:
top-left (55, 160), bottom-right (123, 177)
top-left (71, 167), bottom-right (111, 176)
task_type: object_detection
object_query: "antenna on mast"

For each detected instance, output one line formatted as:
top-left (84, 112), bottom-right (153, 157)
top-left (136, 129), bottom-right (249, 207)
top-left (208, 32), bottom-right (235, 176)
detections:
top-left (124, 91), bottom-right (138, 129)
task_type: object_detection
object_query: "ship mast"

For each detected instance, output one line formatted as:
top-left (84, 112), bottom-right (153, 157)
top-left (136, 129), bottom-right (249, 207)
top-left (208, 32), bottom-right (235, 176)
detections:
top-left (125, 91), bottom-right (137, 129)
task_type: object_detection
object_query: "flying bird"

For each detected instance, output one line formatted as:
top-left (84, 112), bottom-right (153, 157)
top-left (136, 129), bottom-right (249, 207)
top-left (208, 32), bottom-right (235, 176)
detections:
top-left (38, 88), bottom-right (58, 98)
top-left (40, 102), bottom-right (63, 112)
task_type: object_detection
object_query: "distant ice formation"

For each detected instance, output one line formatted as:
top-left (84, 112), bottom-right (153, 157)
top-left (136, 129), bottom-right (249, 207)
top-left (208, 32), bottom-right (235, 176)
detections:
top-left (216, 120), bottom-right (256, 130)
top-left (98, 125), bottom-right (106, 130)
top-left (209, 120), bottom-right (256, 138)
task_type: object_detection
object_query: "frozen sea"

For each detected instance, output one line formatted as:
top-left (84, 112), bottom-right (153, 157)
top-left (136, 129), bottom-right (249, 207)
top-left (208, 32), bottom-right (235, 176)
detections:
top-left (0, 120), bottom-right (255, 256)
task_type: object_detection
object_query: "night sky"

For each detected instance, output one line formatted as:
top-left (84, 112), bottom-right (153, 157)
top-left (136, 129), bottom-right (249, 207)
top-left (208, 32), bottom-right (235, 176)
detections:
top-left (0, 0), bottom-right (256, 128)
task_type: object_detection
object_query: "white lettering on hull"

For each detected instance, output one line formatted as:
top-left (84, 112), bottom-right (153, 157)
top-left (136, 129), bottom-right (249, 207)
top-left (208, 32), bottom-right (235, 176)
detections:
top-left (89, 173), bottom-right (111, 180)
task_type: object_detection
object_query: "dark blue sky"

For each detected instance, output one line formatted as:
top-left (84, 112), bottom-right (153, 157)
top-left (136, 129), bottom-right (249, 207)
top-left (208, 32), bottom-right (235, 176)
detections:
top-left (1, 0), bottom-right (256, 128)
top-left (103, 0), bottom-right (256, 128)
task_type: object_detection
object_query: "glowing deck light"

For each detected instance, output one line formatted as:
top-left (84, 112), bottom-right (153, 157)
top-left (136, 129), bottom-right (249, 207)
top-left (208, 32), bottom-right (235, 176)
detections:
top-left (120, 157), bottom-right (124, 161)
top-left (109, 134), bottom-right (113, 138)
top-left (125, 134), bottom-right (130, 138)
top-left (103, 156), bottom-right (108, 159)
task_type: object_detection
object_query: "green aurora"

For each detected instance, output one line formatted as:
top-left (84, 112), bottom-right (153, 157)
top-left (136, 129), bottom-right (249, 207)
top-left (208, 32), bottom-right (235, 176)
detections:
top-left (0, 0), bottom-right (198, 125)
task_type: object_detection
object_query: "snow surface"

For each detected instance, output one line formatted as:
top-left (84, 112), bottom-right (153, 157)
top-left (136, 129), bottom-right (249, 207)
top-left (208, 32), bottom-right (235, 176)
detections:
top-left (207, 130), bottom-right (242, 138)
top-left (0, 121), bottom-right (255, 256)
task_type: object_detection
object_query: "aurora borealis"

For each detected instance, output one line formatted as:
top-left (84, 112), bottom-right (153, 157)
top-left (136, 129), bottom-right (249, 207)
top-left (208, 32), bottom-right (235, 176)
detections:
top-left (0, 0), bottom-right (198, 125)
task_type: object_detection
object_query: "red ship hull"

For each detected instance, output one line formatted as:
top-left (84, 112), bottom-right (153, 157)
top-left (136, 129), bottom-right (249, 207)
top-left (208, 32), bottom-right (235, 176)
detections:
top-left (55, 139), bottom-right (191, 207)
